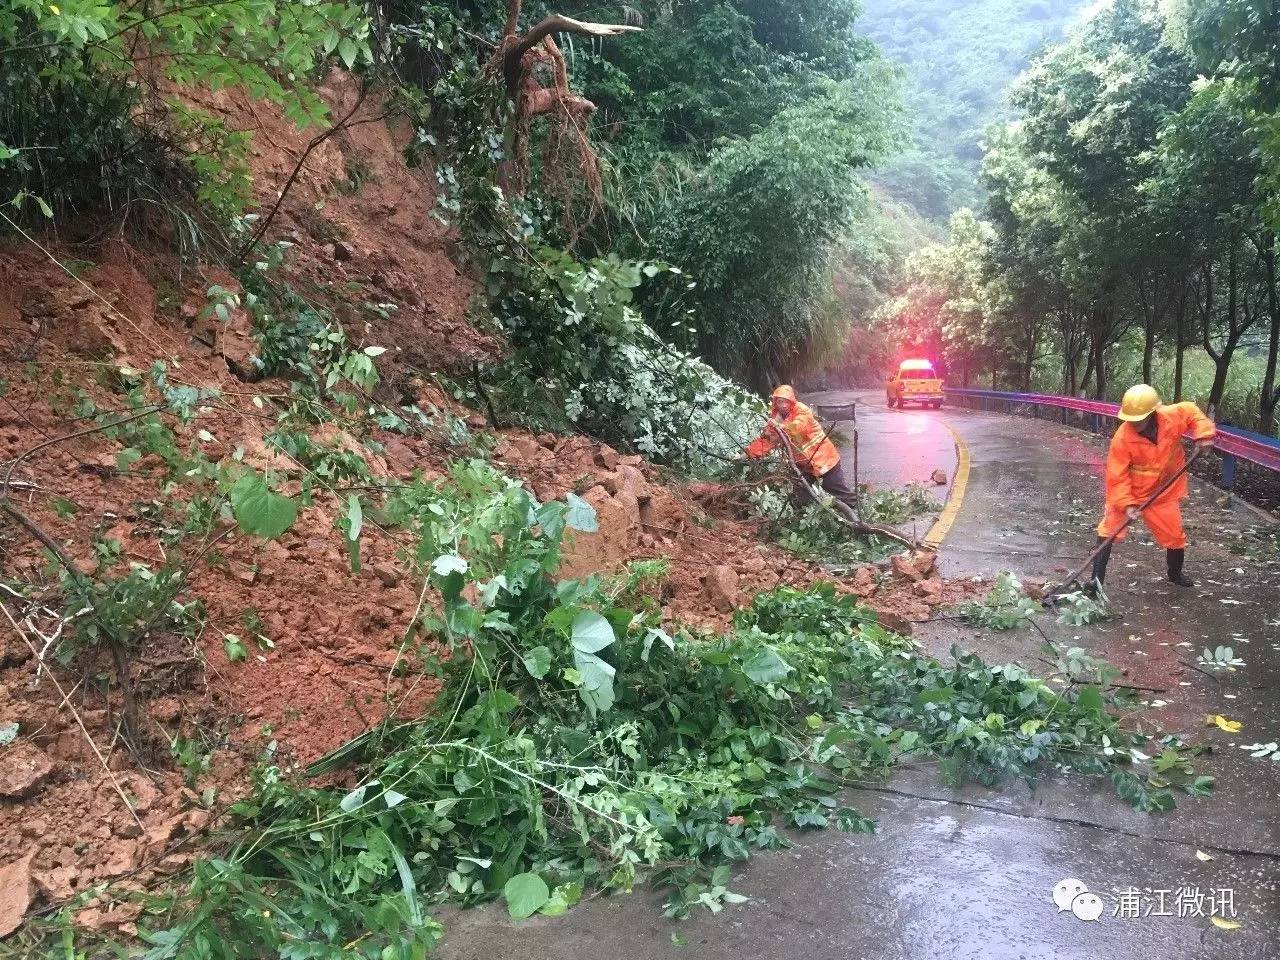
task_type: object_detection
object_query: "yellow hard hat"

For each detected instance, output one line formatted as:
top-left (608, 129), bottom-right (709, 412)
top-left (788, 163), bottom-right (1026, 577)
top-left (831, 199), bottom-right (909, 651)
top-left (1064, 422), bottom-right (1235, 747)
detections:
top-left (1118, 384), bottom-right (1160, 422)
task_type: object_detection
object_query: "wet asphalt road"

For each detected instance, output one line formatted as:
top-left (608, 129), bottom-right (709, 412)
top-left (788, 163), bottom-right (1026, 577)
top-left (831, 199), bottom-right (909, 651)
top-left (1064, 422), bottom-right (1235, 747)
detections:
top-left (437, 390), bottom-right (1280, 960)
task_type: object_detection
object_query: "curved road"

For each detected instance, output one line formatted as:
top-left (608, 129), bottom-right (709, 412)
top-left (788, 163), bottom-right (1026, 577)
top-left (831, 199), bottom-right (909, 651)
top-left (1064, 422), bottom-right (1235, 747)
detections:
top-left (439, 390), bottom-right (1280, 960)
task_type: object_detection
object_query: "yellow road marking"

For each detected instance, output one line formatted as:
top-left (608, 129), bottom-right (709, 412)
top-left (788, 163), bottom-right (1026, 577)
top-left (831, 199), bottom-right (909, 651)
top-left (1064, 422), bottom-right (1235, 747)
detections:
top-left (925, 422), bottom-right (970, 548)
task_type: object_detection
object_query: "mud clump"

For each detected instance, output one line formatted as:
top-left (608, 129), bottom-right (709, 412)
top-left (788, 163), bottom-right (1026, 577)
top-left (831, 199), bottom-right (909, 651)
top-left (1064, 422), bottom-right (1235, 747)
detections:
top-left (0, 742), bottom-right (55, 799)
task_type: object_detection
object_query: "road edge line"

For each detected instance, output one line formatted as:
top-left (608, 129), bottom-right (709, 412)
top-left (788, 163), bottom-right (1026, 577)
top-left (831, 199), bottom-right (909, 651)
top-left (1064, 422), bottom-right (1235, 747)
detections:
top-left (924, 422), bottom-right (969, 548)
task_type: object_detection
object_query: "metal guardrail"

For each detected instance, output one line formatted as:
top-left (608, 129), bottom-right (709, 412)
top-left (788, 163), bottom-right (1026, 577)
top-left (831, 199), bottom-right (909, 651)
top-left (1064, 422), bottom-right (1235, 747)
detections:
top-left (943, 387), bottom-right (1280, 489)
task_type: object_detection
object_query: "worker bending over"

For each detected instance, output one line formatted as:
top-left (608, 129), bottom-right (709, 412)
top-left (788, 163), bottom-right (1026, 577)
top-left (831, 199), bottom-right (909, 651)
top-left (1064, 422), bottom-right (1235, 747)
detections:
top-left (1092, 384), bottom-right (1216, 590)
top-left (745, 385), bottom-right (859, 520)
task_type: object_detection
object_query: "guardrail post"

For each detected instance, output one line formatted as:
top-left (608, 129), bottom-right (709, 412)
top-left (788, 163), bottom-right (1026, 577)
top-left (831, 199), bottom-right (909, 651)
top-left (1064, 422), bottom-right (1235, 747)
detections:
top-left (1221, 452), bottom-right (1237, 491)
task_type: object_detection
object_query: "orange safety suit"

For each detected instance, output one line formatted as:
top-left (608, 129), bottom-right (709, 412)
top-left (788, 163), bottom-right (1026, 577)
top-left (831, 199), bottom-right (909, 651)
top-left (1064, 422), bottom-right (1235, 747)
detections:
top-left (745, 386), bottom-right (841, 477)
top-left (1096, 402), bottom-right (1216, 550)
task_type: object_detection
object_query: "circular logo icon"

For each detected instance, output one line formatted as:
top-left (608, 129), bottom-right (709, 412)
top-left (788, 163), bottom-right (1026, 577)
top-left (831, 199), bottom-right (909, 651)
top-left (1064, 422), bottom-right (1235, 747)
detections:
top-left (1053, 878), bottom-right (1089, 912)
top-left (1071, 892), bottom-right (1104, 922)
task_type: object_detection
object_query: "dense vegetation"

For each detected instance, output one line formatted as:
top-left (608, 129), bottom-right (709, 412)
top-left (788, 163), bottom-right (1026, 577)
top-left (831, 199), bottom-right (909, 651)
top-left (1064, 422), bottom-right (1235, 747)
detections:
top-left (859, 0), bottom-right (1087, 222)
top-left (881, 0), bottom-right (1280, 436)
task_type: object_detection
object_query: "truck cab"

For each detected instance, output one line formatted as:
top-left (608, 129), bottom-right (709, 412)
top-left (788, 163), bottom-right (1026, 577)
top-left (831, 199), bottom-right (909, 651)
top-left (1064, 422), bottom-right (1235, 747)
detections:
top-left (887, 359), bottom-right (944, 409)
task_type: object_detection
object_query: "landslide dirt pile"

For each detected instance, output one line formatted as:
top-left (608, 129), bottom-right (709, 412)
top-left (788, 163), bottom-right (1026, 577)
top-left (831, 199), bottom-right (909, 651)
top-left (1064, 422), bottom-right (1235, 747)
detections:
top-left (0, 75), bottom-right (978, 934)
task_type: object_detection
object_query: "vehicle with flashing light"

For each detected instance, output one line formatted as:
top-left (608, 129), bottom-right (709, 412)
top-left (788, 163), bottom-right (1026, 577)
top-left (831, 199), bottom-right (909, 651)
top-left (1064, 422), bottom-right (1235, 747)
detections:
top-left (886, 359), bottom-right (944, 409)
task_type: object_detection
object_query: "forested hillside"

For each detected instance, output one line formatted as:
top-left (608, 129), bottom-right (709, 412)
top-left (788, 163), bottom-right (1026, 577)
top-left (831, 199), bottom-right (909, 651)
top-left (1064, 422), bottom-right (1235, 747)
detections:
top-left (860, 0), bottom-right (1088, 222)
top-left (880, 0), bottom-right (1280, 439)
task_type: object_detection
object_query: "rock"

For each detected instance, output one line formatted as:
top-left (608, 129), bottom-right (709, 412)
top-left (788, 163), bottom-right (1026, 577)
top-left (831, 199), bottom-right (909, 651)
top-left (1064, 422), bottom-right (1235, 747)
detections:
top-left (850, 565), bottom-right (877, 598)
top-left (558, 485), bottom-right (641, 579)
top-left (149, 698), bottom-right (181, 725)
top-left (121, 773), bottom-right (160, 813)
top-left (382, 437), bottom-right (419, 469)
top-left (638, 488), bottom-right (687, 540)
top-left (0, 853), bottom-right (34, 936)
top-left (329, 240), bottom-right (354, 261)
top-left (594, 445), bottom-right (621, 471)
top-left (911, 551), bottom-right (937, 578)
top-left (47, 729), bottom-right (88, 764)
top-left (873, 609), bottom-right (913, 636)
top-left (890, 553), bottom-right (924, 582)
top-left (931, 468), bottom-right (948, 485)
top-left (613, 465), bottom-right (646, 500)
top-left (75, 902), bottom-right (141, 933)
top-left (216, 304), bottom-right (258, 380)
top-left (369, 563), bottom-right (402, 588)
top-left (0, 742), bottom-right (55, 799)
top-left (464, 413), bottom-right (487, 430)
top-left (554, 436), bottom-right (599, 475)
top-left (102, 840), bottom-right (142, 876)
top-left (505, 435), bottom-right (543, 464)
top-left (704, 565), bottom-right (741, 613)
top-left (913, 577), bottom-right (943, 601)
top-left (34, 865), bottom-right (78, 903)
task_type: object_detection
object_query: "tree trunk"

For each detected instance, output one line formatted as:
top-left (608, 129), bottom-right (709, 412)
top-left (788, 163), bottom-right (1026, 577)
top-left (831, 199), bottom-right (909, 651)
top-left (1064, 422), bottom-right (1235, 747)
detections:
top-left (1138, 274), bottom-right (1157, 384)
top-left (1094, 333), bottom-right (1107, 400)
top-left (1207, 248), bottom-right (1238, 413)
top-left (1142, 319), bottom-right (1155, 384)
top-left (1173, 286), bottom-right (1187, 401)
top-left (1260, 231), bottom-right (1280, 434)
top-left (1022, 326), bottom-right (1035, 391)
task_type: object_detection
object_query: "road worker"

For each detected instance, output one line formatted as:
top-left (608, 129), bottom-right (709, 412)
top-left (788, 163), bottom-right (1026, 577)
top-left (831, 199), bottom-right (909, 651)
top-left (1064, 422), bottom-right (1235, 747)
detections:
top-left (745, 385), bottom-right (859, 520)
top-left (1091, 384), bottom-right (1216, 589)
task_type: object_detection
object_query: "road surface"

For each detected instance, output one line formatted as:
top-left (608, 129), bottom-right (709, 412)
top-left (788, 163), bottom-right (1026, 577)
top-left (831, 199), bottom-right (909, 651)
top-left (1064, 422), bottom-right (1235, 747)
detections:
top-left (437, 389), bottom-right (1280, 960)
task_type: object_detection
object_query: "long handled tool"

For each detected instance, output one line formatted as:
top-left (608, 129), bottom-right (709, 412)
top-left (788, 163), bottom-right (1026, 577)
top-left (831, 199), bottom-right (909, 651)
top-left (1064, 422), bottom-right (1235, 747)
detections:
top-left (1043, 446), bottom-right (1207, 603)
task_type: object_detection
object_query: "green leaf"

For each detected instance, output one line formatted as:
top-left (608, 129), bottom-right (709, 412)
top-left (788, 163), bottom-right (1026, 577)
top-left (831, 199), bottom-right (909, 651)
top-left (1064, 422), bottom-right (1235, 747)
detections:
top-left (573, 651), bottom-right (615, 712)
top-left (337, 36), bottom-right (359, 69)
top-left (339, 781), bottom-right (377, 813)
top-left (432, 553), bottom-right (468, 577)
top-left (564, 492), bottom-right (598, 532)
top-left (522, 645), bottom-right (552, 679)
top-left (383, 788), bottom-right (408, 808)
top-left (504, 872), bottom-right (549, 920)
top-left (345, 494), bottom-right (363, 542)
top-left (570, 611), bottom-right (615, 653)
top-left (741, 647), bottom-right (792, 685)
top-left (230, 472), bottom-right (298, 540)
top-left (116, 447), bottom-right (142, 472)
top-left (223, 634), bottom-right (247, 662)
top-left (1076, 686), bottom-right (1105, 715)
top-left (389, 843), bottom-right (424, 926)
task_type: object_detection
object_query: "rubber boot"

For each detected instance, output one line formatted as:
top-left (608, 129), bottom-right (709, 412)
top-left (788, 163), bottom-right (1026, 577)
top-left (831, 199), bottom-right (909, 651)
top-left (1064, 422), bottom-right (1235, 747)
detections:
top-left (1088, 537), bottom-right (1112, 596)
top-left (1167, 548), bottom-right (1194, 587)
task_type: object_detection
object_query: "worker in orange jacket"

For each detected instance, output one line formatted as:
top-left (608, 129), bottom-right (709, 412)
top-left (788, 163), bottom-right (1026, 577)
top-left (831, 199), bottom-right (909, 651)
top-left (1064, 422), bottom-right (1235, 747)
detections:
top-left (746, 386), bottom-right (859, 519)
top-left (1091, 384), bottom-right (1216, 589)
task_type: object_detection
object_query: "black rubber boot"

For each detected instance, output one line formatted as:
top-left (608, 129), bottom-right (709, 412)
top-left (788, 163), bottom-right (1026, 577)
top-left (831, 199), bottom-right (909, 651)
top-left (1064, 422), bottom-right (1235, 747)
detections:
top-left (1088, 537), bottom-right (1112, 595)
top-left (1167, 548), bottom-right (1194, 587)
